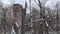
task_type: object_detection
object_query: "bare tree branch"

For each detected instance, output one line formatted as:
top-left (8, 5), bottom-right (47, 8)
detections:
top-left (25, 1), bottom-right (27, 10)
top-left (33, 0), bottom-right (39, 6)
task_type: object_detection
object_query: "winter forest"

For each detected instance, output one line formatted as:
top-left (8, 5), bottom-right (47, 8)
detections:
top-left (0, 0), bottom-right (60, 34)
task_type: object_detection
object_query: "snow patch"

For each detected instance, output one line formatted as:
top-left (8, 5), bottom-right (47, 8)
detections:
top-left (11, 26), bottom-right (16, 34)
